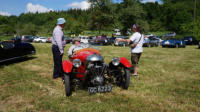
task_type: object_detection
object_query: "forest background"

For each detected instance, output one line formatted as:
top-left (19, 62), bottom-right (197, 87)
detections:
top-left (0, 0), bottom-right (199, 40)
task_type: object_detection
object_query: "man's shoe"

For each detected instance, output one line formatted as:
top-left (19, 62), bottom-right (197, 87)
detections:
top-left (131, 73), bottom-right (138, 76)
top-left (53, 75), bottom-right (60, 79)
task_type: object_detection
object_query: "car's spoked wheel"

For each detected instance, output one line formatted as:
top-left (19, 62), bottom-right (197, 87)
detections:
top-left (120, 67), bottom-right (130, 89)
top-left (64, 74), bottom-right (71, 96)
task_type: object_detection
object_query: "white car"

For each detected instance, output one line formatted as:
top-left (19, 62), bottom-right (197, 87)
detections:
top-left (79, 36), bottom-right (89, 44)
top-left (33, 37), bottom-right (47, 43)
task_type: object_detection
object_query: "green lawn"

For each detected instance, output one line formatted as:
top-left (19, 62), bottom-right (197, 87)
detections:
top-left (0, 35), bottom-right (13, 41)
top-left (0, 43), bottom-right (200, 112)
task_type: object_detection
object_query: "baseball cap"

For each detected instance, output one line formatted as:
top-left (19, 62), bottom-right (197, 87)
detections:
top-left (57, 18), bottom-right (66, 25)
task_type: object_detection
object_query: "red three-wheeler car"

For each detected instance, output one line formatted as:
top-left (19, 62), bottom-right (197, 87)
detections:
top-left (62, 44), bottom-right (131, 96)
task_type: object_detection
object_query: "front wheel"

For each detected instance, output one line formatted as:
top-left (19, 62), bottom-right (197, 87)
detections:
top-left (121, 68), bottom-right (130, 89)
top-left (64, 74), bottom-right (71, 96)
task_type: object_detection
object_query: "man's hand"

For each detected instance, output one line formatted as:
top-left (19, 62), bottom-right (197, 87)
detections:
top-left (60, 53), bottom-right (64, 56)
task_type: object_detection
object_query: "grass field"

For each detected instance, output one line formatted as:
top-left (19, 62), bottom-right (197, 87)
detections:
top-left (0, 43), bottom-right (200, 112)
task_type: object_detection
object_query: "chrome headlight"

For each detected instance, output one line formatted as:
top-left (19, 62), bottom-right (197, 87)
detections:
top-left (112, 57), bottom-right (120, 66)
top-left (73, 59), bottom-right (81, 68)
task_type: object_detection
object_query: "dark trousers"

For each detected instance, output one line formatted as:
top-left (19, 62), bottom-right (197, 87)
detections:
top-left (52, 45), bottom-right (63, 78)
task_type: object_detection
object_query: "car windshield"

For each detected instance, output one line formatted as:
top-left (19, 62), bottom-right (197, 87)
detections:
top-left (74, 43), bottom-right (102, 55)
top-left (79, 43), bottom-right (102, 51)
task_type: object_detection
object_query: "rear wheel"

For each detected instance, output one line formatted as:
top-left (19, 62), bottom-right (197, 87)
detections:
top-left (64, 74), bottom-right (71, 96)
top-left (121, 68), bottom-right (130, 89)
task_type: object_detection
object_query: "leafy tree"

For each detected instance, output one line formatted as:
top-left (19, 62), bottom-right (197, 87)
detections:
top-left (119, 0), bottom-right (148, 34)
top-left (88, 0), bottom-right (114, 34)
top-left (21, 23), bottom-right (38, 35)
top-left (0, 0), bottom-right (199, 38)
top-left (1, 25), bottom-right (15, 35)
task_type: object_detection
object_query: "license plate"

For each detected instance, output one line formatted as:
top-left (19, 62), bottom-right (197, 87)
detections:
top-left (88, 85), bottom-right (112, 94)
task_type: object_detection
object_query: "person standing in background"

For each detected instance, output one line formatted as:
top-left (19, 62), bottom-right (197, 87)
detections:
top-left (117, 24), bottom-right (144, 76)
top-left (52, 18), bottom-right (66, 79)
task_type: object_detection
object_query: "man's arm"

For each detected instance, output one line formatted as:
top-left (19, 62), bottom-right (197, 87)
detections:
top-left (116, 38), bottom-right (131, 43)
top-left (68, 45), bottom-right (74, 57)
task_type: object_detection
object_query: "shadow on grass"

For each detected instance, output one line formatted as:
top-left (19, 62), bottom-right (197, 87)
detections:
top-left (0, 56), bottom-right (37, 67)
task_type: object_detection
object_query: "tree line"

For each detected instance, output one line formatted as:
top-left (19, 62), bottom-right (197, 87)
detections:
top-left (0, 0), bottom-right (199, 40)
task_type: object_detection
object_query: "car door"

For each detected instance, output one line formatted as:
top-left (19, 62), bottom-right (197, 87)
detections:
top-left (0, 42), bottom-right (6, 61)
top-left (0, 41), bottom-right (16, 62)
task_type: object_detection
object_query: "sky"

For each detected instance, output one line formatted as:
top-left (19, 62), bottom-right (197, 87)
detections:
top-left (0, 0), bottom-right (161, 16)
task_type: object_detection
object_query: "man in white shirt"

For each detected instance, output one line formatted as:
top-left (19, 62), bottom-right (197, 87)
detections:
top-left (52, 18), bottom-right (66, 79)
top-left (117, 24), bottom-right (144, 76)
top-left (68, 37), bottom-right (84, 58)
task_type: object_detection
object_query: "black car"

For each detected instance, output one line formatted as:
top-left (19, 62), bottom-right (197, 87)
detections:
top-left (0, 40), bottom-right (36, 63)
top-left (181, 36), bottom-right (198, 45)
top-left (107, 36), bottom-right (116, 44)
top-left (89, 36), bottom-right (111, 45)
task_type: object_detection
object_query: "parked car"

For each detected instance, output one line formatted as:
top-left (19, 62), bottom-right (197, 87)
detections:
top-left (64, 37), bottom-right (72, 44)
top-left (62, 44), bottom-right (131, 96)
top-left (181, 36), bottom-right (198, 45)
top-left (89, 36), bottom-right (111, 45)
top-left (150, 36), bottom-right (163, 43)
top-left (108, 36), bottom-right (116, 44)
top-left (33, 37), bottom-right (47, 43)
top-left (143, 36), bottom-right (162, 47)
top-left (162, 32), bottom-right (176, 37)
top-left (79, 36), bottom-right (90, 44)
top-left (0, 40), bottom-right (35, 63)
top-left (21, 35), bottom-right (38, 42)
top-left (46, 37), bottom-right (52, 43)
top-left (114, 36), bottom-right (129, 46)
top-left (162, 38), bottom-right (185, 48)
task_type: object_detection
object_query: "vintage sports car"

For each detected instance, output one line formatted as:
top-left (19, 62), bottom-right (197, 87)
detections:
top-left (0, 39), bottom-right (36, 63)
top-left (62, 44), bottom-right (131, 96)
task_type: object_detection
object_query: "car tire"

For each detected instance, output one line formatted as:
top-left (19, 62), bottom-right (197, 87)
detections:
top-left (121, 68), bottom-right (130, 89)
top-left (64, 74), bottom-right (71, 96)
